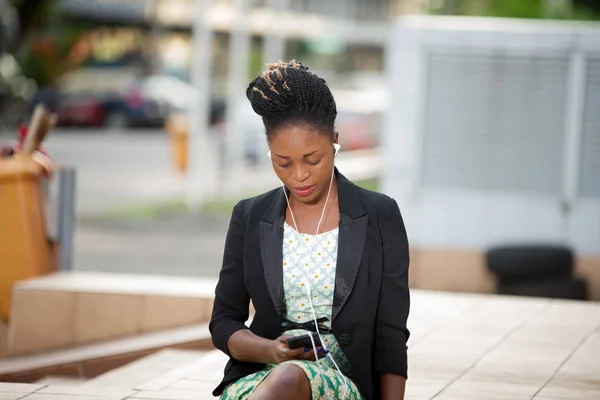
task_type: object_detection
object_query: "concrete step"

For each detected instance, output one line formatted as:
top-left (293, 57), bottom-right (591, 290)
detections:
top-left (0, 322), bottom-right (212, 383)
top-left (83, 349), bottom-right (205, 389)
top-left (5, 272), bottom-right (217, 357)
top-left (34, 376), bottom-right (87, 386)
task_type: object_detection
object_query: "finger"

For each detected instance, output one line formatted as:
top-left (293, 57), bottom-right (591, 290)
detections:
top-left (298, 347), bottom-right (328, 361)
top-left (297, 347), bottom-right (316, 361)
top-left (285, 348), bottom-right (306, 359)
top-left (278, 335), bottom-right (290, 343)
top-left (278, 346), bottom-right (299, 361)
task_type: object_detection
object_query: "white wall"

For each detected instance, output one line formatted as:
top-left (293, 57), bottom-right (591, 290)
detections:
top-left (382, 16), bottom-right (600, 255)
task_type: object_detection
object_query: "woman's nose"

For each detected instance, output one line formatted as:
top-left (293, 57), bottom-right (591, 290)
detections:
top-left (293, 165), bottom-right (310, 182)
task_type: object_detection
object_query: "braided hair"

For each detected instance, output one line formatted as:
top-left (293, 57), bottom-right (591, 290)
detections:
top-left (246, 60), bottom-right (337, 139)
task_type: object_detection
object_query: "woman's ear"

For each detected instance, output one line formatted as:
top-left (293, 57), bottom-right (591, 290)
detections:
top-left (333, 131), bottom-right (340, 156)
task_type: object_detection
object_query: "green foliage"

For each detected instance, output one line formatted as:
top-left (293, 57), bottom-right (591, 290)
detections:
top-left (12, 0), bottom-right (90, 86)
top-left (478, 0), bottom-right (544, 18)
top-left (431, 0), bottom-right (600, 20)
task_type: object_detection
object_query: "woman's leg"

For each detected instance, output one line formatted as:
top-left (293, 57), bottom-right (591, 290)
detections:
top-left (249, 364), bottom-right (311, 400)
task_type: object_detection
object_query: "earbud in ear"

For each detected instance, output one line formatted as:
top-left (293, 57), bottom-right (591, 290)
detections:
top-left (267, 150), bottom-right (271, 158)
top-left (333, 143), bottom-right (341, 156)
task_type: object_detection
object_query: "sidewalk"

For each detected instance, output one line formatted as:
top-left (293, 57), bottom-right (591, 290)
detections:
top-left (1, 289), bottom-right (599, 399)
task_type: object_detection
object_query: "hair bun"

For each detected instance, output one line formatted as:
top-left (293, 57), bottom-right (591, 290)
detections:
top-left (246, 60), bottom-right (310, 119)
top-left (245, 60), bottom-right (337, 134)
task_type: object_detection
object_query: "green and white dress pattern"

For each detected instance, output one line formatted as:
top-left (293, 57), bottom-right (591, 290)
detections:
top-left (220, 222), bottom-right (364, 399)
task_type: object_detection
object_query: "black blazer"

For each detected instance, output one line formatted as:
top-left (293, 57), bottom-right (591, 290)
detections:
top-left (209, 170), bottom-right (410, 399)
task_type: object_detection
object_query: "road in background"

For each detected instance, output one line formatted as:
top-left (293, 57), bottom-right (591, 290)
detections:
top-left (44, 129), bottom-right (185, 216)
top-left (74, 213), bottom-right (230, 277)
top-left (39, 129), bottom-right (225, 277)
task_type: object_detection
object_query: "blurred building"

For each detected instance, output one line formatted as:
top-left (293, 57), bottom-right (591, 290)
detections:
top-left (57, 0), bottom-right (425, 95)
top-left (383, 15), bottom-right (600, 297)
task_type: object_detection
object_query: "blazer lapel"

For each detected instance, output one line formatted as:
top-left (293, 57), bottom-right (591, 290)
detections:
top-left (260, 190), bottom-right (287, 317)
top-left (258, 172), bottom-right (368, 321)
top-left (333, 171), bottom-right (368, 321)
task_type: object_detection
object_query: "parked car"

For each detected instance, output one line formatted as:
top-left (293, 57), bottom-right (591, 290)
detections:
top-left (28, 68), bottom-right (170, 128)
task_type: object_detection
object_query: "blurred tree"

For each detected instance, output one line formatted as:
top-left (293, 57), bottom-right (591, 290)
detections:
top-left (430, 0), bottom-right (600, 20)
top-left (9, 0), bottom-right (89, 86)
top-left (10, 0), bottom-right (56, 52)
top-left (574, 0), bottom-right (600, 13)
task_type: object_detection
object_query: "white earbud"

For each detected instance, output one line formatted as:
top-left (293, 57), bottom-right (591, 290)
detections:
top-left (267, 143), bottom-right (341, 158)
top-left (333, 143), bottom-right (341, 156)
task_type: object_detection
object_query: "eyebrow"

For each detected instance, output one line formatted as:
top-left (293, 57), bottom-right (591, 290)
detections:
top-left (273, 150), bottom-right (319, 159)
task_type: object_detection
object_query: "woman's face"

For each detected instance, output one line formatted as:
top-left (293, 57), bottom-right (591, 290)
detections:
top-left (268, 125), bottom-right (338, 205)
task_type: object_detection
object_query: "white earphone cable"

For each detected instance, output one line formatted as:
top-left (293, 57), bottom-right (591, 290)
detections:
top-left (281, 149), bottom-right (349, 400)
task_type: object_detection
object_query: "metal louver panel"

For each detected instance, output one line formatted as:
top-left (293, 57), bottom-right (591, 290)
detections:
top-left (579, 58), bottom-right (600, 199)
top-left (421, 50), bottom-right (569, 196)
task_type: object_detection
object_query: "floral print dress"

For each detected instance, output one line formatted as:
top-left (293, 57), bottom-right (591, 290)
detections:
top-left (220, 222), bottom-right (364, 399)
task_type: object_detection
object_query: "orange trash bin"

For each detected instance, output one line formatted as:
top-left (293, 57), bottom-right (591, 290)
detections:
top-left (0, 154), bottom-right (56, 322)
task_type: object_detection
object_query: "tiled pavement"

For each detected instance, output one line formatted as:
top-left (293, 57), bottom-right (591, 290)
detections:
top-left (1, 289), bottom-right (599, 399)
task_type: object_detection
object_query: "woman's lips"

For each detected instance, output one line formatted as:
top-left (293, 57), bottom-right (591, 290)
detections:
top-left (292, 185), bottom-right (316, 197)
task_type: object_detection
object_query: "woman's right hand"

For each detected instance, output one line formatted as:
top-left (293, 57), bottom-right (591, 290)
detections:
top-left (269, 335), bottom-right (305, 364)
top-left (269, 335), bottom-right (328, 364)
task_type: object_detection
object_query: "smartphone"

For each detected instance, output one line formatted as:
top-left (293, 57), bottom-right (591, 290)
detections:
top-left (287, 332), bottom-right (322, 349)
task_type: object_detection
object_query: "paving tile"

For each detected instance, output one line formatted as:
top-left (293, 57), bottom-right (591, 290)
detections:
top-left (134, 377), bottom-right (181, 392)
top-left (465, 357), bottom-right (561, 386)
top-left (534, 382), bottom-right (600, 400)
top-left (435, 379), bottom-right (538, 400)
top-left (127, 389), bottom-right (208, 400)
top-left (408, 364), bottom-right (467, 381)
top-left (405, 377), bottom-right (450, 398)
top-left (84, 349), bottom-right (204, 389)
top-left (552, 331), bottom-right (600, 383)
top-left (134, 350), bottom-right (227, 391)
top-left (505, 324), bottom-right (593, 350)
top-left (167, 379), bottom-right (218, 392)
top-left (34, 376), bottom-right (86, 386)
top-left (0, 383), bottom-right (44, 394)
top-left (35, 385), bottom-right (134, 399)
top-left (0, 395), bottom-right (26, 400)
top-left (174, 351), bottom-right (228, 383)
top-left (23, 395), bottom-right (113, 400)
top-left (538, 301), bottom-right (600, 326)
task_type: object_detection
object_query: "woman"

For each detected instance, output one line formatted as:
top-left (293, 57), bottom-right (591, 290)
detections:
top-left (210, 60), bottom-right (410, 400)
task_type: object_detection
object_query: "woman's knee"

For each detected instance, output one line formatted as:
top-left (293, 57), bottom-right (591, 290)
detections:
top-left (271, 364), bottom-right (309, 390)
top-left (251, 364), bottom-right (310, 400)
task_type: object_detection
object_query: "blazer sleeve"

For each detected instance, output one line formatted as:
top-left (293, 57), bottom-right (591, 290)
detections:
top-left (373, 198), bottom-right (411, 377)
top-left (209, 200), bottom-right (250, 357)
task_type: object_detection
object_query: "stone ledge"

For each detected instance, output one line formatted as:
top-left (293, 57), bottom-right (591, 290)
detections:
top-left (6, 272), bottom-right (217, 357)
